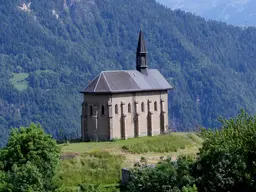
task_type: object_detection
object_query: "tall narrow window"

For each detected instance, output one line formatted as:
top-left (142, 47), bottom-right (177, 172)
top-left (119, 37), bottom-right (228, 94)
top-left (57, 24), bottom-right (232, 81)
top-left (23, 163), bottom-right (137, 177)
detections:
top-left (83, 105), bottom-right (87, 116)
top-left (82, 102), bottom-right (86, 115)
top-left (141, 102), bottom-right (145, 112)
top-left (101, 105), bottom-right (105, 116)
top-left (128, 103), bottom-right (131, 113)
top-left (115, 104), bottom-right (118, 114)
top-left (154, 101), bottom-right (157, 111)
top-left (90, 106), bottom-right (93, 116)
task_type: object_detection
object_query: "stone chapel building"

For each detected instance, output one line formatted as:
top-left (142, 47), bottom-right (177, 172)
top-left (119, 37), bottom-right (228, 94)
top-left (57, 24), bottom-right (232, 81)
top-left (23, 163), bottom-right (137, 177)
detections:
top-left (80, 31), bottom-right (173, 141)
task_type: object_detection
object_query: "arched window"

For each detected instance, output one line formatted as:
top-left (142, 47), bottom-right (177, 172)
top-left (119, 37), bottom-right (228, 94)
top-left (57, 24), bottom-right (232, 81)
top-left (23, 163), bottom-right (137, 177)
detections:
top-left (115, 104), bottom-right (118, 114)
top-left (101, 105), bottom-right (105, 116)
top-left (90, 106), bottom-right (93, 116)
top-left (154, 101), bottom-right (157, 111)
top-left (141, 102), bottom-right (145, 112)
top-left (128, 103), bottom-right (131, 113)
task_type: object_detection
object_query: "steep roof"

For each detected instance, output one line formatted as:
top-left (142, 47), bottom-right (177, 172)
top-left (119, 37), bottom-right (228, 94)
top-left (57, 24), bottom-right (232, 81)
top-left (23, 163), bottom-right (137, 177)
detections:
top-left (81, 69), bottom-right (173, 94)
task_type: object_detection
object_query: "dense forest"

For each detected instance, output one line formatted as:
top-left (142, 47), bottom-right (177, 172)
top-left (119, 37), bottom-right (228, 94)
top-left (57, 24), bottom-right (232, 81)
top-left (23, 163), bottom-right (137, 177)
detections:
top-left (1, 0), bottom-right (256, 146)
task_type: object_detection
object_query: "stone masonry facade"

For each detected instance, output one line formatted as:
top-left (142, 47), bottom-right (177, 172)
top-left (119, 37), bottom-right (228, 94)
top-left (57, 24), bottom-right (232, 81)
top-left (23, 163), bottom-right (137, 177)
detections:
top-left (81, 91), bottom-right (168, 141)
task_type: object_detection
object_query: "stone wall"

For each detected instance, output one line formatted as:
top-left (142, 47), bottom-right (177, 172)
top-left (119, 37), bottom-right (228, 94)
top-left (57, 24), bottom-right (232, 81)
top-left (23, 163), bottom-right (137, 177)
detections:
top-left (111, 91), bottom-right (169, 139)
top-left (81, 90), bottom-right (169, 141)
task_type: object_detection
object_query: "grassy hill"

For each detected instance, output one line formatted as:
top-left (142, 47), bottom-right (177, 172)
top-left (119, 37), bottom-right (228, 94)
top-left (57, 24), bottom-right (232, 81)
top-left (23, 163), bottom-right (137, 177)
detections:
top-left (58, 133), bottom-right (202, 189)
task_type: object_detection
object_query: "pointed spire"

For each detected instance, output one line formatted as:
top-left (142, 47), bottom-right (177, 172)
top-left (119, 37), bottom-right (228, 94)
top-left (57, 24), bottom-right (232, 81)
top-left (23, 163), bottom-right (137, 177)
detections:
top-left (137, 30), bottom-right (147, 53)
top-left (136, 30), bottom-right (148, 74)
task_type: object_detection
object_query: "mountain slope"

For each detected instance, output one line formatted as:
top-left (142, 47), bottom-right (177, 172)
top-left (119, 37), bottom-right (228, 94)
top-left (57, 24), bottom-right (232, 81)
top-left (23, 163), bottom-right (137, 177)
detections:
top-left (1, 0), bottom-right (256, 146)
top-left (157, 0), bottom-right (256, 27)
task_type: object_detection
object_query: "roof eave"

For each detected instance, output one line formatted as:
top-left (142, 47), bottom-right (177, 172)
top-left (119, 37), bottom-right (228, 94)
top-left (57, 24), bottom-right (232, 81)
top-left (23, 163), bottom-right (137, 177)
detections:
top-left (80, 87), bottom-right (173, 94)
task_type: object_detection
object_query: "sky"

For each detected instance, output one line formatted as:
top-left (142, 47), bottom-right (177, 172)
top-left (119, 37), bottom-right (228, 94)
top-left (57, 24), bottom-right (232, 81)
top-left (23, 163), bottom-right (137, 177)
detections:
top-left (156, 0), bottom-right (256, 26)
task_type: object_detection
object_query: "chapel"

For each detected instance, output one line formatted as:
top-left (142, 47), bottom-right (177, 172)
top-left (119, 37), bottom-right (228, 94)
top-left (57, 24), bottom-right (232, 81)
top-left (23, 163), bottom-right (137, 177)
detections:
top-left (80, 31), bottom-right (173, 141)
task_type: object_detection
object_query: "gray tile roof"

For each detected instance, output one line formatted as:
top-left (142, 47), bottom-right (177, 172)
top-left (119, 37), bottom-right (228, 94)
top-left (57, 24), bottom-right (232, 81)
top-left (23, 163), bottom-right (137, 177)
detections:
top-left (81, 69), bottom-right (173, 94)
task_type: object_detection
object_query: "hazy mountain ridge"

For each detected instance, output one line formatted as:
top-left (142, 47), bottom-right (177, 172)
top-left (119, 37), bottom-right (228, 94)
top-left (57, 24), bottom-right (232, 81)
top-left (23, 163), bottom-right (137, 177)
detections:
top-left (157, 0), bottom-right (256, 26)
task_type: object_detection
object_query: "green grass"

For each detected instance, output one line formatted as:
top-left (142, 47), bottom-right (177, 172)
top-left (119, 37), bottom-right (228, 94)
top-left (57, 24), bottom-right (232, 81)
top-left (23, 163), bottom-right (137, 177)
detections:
top-left (56, 184), bottom-right (119, 192)
top-left (186, 133), bottom-right (203, 144)
top-left (61, 133), bottom-right (202, 154)
top-left (59, 133), bottom-right (202, 188)
top-left (33, 69), bottom-right (55, 75)
top-left (58, 150), bottom-right (125, 188)
top-left (10, 72), bottom-right (29, 91)
top-left (9, 71), bottom-right (56, 91)
top-left (121, 134), bottom-right (195, 154)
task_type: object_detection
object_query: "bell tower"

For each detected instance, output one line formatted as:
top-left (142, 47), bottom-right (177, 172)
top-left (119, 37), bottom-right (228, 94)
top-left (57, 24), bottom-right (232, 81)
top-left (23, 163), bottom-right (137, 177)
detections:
top-left (136, 30), bottom-right (148, 75)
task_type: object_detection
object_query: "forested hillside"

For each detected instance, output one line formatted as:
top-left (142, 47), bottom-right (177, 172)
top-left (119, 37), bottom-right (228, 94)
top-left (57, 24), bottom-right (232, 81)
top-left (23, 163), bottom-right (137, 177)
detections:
top-left (1, 0), bottom-right (256, 146)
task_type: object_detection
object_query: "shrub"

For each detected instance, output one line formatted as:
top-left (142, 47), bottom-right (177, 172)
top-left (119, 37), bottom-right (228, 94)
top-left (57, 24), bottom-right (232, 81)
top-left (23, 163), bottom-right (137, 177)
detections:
top-left (0, 123), bottom-right (60, 191)
top-left (0, 171), bottom-right (7, 191)
top-left (5, 162), bottom-right (44, 192)
top-left (193, 110), bottom-right (256, 192)
top-left (182, 185), bottom-right (198, 192)
top-left (125, 155), bottom-right (196, 192)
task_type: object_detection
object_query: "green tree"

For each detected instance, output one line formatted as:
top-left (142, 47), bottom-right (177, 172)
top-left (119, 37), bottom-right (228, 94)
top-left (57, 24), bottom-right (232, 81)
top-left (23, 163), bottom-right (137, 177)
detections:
top-left (0, 123), bottom-right (60, 191)
top-left (5, 162), bottom-right (44, 192)
top-left (193, 110), bottom-right (256, 192)
top-left (125, 156), bottom-right (196, 192)
top-left (182, 185), bottom-right (198, 192)
top-left (0, 171), bottom-right (7, 192)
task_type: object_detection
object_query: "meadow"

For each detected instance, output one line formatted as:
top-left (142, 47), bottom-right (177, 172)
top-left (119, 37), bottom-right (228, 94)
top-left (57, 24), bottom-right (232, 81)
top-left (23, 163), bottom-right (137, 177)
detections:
top-left (10, 72), bottom-right (29, 91)
top-left (58, 133), bottom-right (202, 189)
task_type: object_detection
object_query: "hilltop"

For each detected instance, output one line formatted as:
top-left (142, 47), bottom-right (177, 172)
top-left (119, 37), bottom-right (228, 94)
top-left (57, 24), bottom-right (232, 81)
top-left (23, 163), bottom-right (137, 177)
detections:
top-left (58, 133), bottom-right (202, 189)
top-left (1, 0), bottom-right (256, 146)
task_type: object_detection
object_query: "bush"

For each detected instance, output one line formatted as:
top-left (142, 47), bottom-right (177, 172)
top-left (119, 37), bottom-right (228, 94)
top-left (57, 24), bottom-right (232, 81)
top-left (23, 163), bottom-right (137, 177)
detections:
top-left (0, 123), bottom-right (60, 191)
top-left (193, 110), bottom-right (256, 192)
top-left (123, 110), bottom-right (256, 192)
top-left (182, 185), bottom-right (198, 192)
top-left (125, 155), bottom-right (196, 192)
top-left (0, 171), bottom-right (7, 191)
top-left (5, 162), bottom-right (44, 192)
